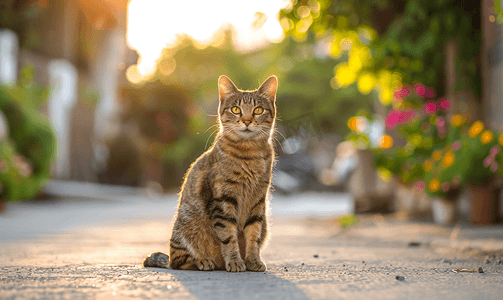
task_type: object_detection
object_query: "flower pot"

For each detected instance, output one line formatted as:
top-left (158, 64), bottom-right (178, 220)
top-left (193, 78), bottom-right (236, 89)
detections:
top-left (349, 149), bottom-right (376, 212)
top-left (416, 191), bottom-right (433, 215)
top-left (431, 197), bottom-right (457, 225)
top-left (394, 182), bottom-right (432, 217)
top-left (394, 182), bottom-right (417, 213)
top-left (468, 184), bottom-right (501, 225)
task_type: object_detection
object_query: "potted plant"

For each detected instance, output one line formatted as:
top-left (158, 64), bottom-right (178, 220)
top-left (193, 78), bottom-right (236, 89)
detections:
top-left (423, 145), bottom-right (466, 225)
top-left (373, 90), bottom-right (460, 217)
top-left (456, 121), bottom-right (503, 224)
top-left (346, 113), bottom-right (390, 212)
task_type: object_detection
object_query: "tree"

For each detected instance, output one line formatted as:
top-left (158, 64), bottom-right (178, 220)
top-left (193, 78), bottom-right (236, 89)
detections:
top-left (280, 0), bottom-right (481, 110)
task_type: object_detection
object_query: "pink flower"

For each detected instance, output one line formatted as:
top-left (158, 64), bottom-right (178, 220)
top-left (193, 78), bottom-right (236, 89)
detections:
top-left (401, 86), bottom-right (410, 98)
top-left (491, 162), bottom-right (499, 172)
top-left (393, 86), bottom-right (411, 100)
top-left (415, 83), bottom-right (425, 96)
top-left (436, 117), bottom-right (445, 128)
top-left (424, 101), bottom-right (436, 114)
top-left (439, 98), bottom-right (451, 110)
top-left (415, 181), bottom-right (425, 192)
top-left (424, 88), bottom-right (435, 98)
top-left (441, 182), bottom-right (450, 192)
top-left (386, 109), bottom-right (416, 129)
top-left (385, 110), bottom-right (400, 129)
top-left (398, 110), bottom-right (415, 124)
top-left (490, 146), bottom-right (499, 157)
top-left (452, 141), bottom-right (461, 151)
top-left (484, 156), bottom-right (493, 168)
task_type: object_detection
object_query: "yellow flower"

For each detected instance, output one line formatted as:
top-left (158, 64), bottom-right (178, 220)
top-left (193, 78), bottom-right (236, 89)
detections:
top-left (380, 135), bottom-right (393, 149)
top-left (469, 121), bottom-right (484, 138)
top-left (428, 179), bottom-right (441, 192)
top-left (424, 159), bottom-right (433, 171)
top-left (481, 130), bottom-right (494, 145)
top-left (432, 150), bottom-right (442, 162)
top-left (451, 114), bottom-right (464, 127)
top-left (335, 64), bottom-right (356, 86)
top-left (499, 133), bottom-right (503, 146)
top-left (442, 151), bottom-right (455, 167)
top-left (357, 73), bottom-right (376, 95)
top-left (348, 117), bottom-right (358, 131)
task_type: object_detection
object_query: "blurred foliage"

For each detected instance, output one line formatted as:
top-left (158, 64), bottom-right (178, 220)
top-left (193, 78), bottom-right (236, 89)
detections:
top-left (335, 213), bottom-right (358, 229)
top-left (0, 0), bottom-right (46, 49)
top-left (423, 122), bottom-right (503, 198)
top-left (280, 0), bottom-right (481, 105)
top-left (493, 0), bottom-right (503, 23)
top-left (122, 31), bottom-right (374, 188)
top-left (347, 84), bottom-right (466, 186)
top-left (0, 65), bottom-right (57, 201)
top-left (347, 82), bottom-right (503, 198)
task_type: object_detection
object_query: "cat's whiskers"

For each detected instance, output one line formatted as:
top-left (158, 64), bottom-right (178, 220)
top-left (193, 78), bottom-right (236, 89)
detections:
top-left (211, 128), bottom-right (233, 147)
top-left (274, 129), bottom-right (287, 142)
top-left (205, 128), bottom-right (220, 149)
top-left (204, 124), bottom-right (219, 134)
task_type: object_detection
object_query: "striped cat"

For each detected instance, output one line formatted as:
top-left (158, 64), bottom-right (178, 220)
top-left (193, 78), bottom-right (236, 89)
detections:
top-left (143, 75), bottom-right (277, 272)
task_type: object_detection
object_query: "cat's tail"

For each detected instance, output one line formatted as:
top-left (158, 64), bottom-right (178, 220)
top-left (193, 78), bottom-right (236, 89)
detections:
top-left (143, 252), bottom-right (170, 268)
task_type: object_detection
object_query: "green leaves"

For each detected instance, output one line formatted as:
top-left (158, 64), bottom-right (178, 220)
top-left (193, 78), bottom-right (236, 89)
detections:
top-left (336, 214), bottom-right (358, 229)
top-left (0, 82), bottom-right (56, 201)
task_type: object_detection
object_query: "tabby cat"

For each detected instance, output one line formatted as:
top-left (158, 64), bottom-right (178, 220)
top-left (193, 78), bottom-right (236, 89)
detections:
top-left (143, 75), bottom-right (278, 272)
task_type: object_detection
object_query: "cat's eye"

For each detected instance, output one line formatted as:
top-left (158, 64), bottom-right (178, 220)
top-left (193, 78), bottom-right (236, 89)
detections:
top-left (253, 107), bottom-right (264, 115)
top-left (231, 106), bottom-right (241, 114)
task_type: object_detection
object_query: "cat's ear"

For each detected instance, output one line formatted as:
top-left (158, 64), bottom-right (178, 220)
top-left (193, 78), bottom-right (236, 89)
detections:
top-left (258, 75), bottom-right (278, 102)
top-left (218, 75), bottom-right (239, 101)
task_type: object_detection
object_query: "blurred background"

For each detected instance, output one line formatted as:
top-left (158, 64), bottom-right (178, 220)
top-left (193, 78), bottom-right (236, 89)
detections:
top-left (1, 0), bottom-right (503, 226)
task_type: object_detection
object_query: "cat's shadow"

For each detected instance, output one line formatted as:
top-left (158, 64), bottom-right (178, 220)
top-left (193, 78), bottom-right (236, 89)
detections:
top-left (150, 267), bottom-right (312, 300)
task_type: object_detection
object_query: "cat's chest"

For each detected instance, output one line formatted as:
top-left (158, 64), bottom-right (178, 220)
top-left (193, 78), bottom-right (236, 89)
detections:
top-left (218, 159), bottom-right (269, 197)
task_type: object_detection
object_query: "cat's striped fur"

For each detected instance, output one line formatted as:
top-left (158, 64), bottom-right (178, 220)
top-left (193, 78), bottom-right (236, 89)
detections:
top-left (143, 75), bottom-right (277, 272)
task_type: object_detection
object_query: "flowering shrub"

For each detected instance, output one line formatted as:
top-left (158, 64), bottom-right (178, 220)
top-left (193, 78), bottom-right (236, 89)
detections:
top-left (347, 82), bottom-right (474, 189)
top-left (423, 146), bottom-right (465, 199)
top-left (423, 119), bottom-right (503, 197)
top-left (347, 80), bottom-right (503, 199)
top-left (379, 84), bottom-right (462, 185)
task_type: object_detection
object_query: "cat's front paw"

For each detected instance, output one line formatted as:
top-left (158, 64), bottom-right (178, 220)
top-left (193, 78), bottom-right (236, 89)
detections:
top-left (196, 259), bottom-right (216, 271)
top-left (245, 258), bottom-right (266, 272)
top-left (226, 259), bottom-right (246, 272)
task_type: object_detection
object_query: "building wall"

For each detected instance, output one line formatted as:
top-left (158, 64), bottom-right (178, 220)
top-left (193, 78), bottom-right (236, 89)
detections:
top-left (14, 0), bottom-right (130, 181)
top-left (482, 0), bottom-right (503, 130)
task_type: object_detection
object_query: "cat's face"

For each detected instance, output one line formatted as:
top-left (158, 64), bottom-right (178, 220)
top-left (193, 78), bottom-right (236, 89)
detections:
top-left (218, 76), bottom-right (277, 141)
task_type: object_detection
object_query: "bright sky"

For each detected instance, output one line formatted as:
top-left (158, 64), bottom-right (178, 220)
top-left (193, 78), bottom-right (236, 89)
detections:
top-left (127, 0), bottom-right (291, 79)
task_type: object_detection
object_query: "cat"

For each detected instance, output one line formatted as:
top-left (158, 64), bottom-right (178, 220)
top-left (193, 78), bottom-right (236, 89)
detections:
top-left (143, 75), bottom-right (278, 272)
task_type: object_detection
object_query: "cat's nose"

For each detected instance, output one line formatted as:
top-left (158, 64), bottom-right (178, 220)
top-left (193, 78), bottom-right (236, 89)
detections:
top-left (243, 120), bottom-right (252, 126)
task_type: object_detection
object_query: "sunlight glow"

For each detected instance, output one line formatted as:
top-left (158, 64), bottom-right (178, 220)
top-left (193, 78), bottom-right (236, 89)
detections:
top-left (127, 0), bottom-right (290, 79)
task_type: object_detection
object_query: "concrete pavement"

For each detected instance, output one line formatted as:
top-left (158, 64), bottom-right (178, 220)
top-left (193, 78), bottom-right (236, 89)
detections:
top-left (0, 182), bottom-right (502, 299)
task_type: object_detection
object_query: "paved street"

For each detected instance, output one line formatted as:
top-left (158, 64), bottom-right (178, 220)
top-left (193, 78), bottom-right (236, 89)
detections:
top-left (0, 182), bottom-right (502, 299)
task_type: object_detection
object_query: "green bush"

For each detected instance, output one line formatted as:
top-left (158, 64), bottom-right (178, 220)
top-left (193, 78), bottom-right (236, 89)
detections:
top-left (0, 66), bottom-right (56, 201)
